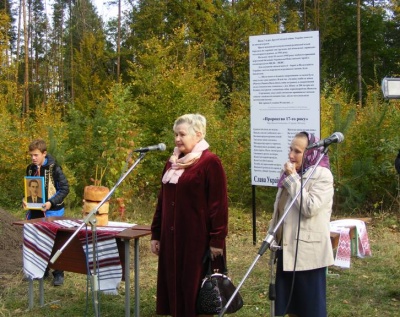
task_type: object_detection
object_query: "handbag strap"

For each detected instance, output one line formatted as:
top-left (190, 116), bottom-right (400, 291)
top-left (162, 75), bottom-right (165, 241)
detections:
top-left (202, 249), bottom-right (228, 276)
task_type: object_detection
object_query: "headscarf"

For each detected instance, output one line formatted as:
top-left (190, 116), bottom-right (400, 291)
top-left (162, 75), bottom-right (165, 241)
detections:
top-left (302, 132), bottom-right (330, 170)
top-left (277, 132), bottom-right (330, 187)
top-left (162, 139), bottom-right (210, 184)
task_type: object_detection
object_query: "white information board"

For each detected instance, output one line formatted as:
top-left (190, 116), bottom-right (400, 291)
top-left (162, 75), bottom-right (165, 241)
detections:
top-left (250, 31), bottom-right (321, 186)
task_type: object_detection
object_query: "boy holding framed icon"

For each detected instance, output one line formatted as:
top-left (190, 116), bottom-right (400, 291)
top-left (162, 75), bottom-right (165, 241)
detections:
top-left (22, 138), bottom-right (69, 286)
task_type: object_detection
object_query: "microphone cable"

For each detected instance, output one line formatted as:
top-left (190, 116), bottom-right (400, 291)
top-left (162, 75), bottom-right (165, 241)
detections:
top-left (118, 150), bottom-right (135, 180)
top-left (282, 150), bottom-right (307, 316)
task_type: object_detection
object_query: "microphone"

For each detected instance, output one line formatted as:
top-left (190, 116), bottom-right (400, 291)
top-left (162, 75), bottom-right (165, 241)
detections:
top-left (133, 143), bottom-right (167, 153)
top-left (306, 132), bottom-right (344, 149)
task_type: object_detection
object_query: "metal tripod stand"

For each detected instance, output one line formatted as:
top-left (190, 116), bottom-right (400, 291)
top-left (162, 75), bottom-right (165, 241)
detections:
top-left (50, 152), bottom-right (147, 317)
top-left (218, 147), bottom-right (329, 317)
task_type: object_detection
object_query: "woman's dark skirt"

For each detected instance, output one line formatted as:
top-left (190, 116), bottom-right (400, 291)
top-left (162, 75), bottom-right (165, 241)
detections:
top-left (274, 250), bottom-right (327, 317)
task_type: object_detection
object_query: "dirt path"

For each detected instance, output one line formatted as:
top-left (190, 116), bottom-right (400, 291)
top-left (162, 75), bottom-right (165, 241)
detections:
top-left (0, 208), bottom-right (24, 277)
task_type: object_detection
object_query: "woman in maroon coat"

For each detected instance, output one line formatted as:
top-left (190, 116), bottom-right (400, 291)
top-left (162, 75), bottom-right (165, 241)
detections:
top-left (151, 113), bottom-right (228, 317)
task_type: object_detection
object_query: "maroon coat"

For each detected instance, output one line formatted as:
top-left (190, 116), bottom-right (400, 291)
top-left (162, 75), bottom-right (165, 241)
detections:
top-left (151, 149), bottom-right (228, 317)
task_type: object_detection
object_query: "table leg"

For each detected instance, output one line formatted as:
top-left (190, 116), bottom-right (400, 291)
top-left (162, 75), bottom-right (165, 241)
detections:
top-left (28, 279), bottom-right (33, 309)
top-left (124, 239), bottom-right (130, 317)
top-left (134, 238), bottom-right (139, 317)
top-left (39, 278), bottom-right (44, 306)
top-left (352, 228), bottom-right (359, 256)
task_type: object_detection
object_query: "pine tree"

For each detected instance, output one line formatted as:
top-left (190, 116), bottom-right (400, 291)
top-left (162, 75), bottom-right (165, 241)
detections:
top-left (62, 0), bottom-right (114, 113)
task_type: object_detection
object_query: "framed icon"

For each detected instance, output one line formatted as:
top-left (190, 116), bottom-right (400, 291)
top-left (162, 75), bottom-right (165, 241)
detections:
top-left (24, 176), bottom-right (45, 210)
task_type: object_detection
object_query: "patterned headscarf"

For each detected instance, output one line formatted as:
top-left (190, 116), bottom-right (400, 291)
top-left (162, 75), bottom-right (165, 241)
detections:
top-left (277, 132), bottom-right (330, 188)
top-left (302, 132), bottom-right (330, 170)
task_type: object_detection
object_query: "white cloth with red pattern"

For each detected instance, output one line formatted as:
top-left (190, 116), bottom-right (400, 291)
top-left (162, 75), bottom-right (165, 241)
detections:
top-left (22, 220), bottom-right (134, 294)
top-left (330, 219), bottom-right (372, 268)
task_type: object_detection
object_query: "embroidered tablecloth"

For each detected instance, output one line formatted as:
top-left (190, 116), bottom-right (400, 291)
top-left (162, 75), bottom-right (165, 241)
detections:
top-left (330, 219), bottom-right (372, 268)
top-left (23, 220), bottom-right (134, 294)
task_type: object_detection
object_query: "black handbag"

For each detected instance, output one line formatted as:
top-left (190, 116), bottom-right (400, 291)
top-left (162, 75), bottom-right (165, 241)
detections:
top-left (196, 252), bottom-right (244, 315)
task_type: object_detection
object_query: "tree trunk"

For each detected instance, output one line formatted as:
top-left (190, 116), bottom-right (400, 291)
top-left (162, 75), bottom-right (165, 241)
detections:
top-left (22, 0), bottom-right (30, 114)
top-left (69, 0), bottom-right (74, 102)
top-left (16, 0), bottom-right (22, 86)
top-left (117, 0), bottom-right (121, 82)
top-left (357, 0), bottom-right (362, 106)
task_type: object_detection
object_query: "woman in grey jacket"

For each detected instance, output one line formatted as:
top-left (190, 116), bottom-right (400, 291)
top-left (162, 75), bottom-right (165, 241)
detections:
top-left (270, 131), bottom-right (334, 317)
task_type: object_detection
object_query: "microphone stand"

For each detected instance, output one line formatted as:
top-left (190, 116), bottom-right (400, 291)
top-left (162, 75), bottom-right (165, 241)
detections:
top-left (218, 146), bottom-right (329, 317)
top-left (268, 246), bottom-right (277, 317)
top-left (49, 152), bottom-right (147, 317)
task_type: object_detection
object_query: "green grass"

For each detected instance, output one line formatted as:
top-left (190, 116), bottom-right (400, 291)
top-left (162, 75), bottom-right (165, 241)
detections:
top-left (1, 208), bottom-right (399, 317)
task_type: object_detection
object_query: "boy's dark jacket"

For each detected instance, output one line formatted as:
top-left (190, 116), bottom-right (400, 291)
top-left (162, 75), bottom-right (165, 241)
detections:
top-left (26, 154), bottom-right (69, 210)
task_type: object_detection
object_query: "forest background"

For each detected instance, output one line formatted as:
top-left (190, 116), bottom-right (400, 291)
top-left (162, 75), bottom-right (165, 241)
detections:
top-left (1, 0), bottom-right (400, 217)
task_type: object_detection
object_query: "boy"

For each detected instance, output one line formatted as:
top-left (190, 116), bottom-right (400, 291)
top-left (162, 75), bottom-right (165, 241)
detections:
top-left (23, 139), bottom-right (69, 286)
